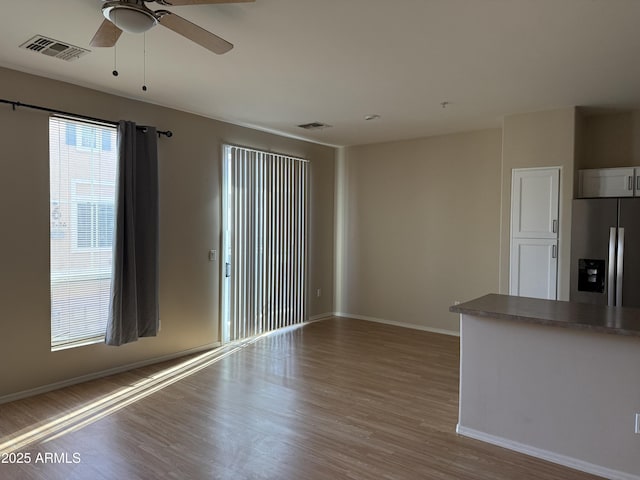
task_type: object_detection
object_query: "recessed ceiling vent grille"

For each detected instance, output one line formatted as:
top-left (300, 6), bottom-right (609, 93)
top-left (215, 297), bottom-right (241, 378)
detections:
top-left (19, 35), bottom-right (90, 62)
top-left (298, 122), bottom-right (332, 130)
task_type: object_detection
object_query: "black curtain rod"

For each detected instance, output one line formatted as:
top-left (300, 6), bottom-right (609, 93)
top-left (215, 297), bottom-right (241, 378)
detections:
top-left (0, 99), bottom-right (173, 138)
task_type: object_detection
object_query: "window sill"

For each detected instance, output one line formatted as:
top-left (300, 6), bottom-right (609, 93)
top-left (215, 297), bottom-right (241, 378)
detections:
top-left (51, 335), bottom-right (105, 352)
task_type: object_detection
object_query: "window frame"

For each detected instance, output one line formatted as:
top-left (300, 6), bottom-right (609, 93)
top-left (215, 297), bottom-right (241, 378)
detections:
top-left (50, 116), bottom-right (118, 350)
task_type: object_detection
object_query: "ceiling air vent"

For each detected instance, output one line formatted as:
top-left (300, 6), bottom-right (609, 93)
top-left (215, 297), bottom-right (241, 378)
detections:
top-left (19, 35), bottom-right (90, 62)
top-left (298, 122), bottom-right (332, 130)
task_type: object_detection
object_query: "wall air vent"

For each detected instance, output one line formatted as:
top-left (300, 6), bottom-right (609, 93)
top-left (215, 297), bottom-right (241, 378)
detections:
top-left (19, 35), bottom-right (90, 62)
top-left (298, 122), bottom-right (332, 130)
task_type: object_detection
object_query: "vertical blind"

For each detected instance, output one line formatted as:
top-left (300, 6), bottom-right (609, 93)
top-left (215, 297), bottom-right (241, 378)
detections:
top-left (223, 145), bottom-right (309, 342)
top-left (49, 116), bottom-right (117, 348)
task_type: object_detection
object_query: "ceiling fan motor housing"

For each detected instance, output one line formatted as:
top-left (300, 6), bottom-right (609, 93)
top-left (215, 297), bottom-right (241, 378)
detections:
top-left (102, 1), bottom-right (158, 34)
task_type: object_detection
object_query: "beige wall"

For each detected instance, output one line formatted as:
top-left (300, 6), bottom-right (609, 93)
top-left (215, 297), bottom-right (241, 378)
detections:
top-left (576, 109), bottom-right (640, 170)
top-left (0, 67), bottom-right (335, 399)
top-left (499, 108), bottom-right (576, 300)
top-left (337, 129), bottom-right (502, 333)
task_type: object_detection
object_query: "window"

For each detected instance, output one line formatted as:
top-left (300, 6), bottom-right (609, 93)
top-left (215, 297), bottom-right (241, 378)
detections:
top-left (80, 125), bottom-right (96, 149)
top-left (64, 123), bottom-right (112, 151)
top-left (76, 201), bottom-right (114, 248)
top-left (50, 116), bottom-right (118, 349)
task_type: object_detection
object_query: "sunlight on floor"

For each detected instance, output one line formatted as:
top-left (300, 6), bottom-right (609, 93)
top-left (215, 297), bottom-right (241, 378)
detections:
top-left (0, 327), bottom-right (295, 455)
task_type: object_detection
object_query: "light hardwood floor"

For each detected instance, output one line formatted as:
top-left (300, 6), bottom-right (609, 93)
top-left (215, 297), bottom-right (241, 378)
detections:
top-left (1, 318), bottom-right (600, 479)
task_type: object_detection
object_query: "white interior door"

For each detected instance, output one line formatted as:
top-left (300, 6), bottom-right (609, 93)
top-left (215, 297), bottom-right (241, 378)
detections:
top-left (510, 238), bottom-right (558, 299)
top-left (511, 168), bottom-right (559, 239)
top-left (510, 167), bottom-right (560, 300)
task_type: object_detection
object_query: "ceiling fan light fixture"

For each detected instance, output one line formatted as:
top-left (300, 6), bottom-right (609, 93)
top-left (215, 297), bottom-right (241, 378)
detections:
top-left (104, 5), bottom-right (157, 34)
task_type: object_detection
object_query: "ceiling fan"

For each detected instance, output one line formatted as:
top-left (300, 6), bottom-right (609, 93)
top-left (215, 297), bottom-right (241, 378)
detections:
top-left (90, 0), bottom-right (255, 54)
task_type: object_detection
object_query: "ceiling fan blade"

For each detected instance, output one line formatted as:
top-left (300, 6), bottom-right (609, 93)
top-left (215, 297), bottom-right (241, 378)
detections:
top-left (90, 19), bottom-right (123, 47)
top-left (159, 12), bottom-right (233, 54)
top-left (155, 0), bottom-right (254, 5)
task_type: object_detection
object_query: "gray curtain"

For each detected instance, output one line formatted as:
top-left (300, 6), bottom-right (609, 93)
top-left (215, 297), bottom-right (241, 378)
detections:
top-left (106, 121), bottom-right (159, 346)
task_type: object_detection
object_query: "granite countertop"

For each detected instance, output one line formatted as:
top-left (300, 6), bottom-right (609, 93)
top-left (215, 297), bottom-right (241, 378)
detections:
top-left (450, 294), bottom-right (640, 337)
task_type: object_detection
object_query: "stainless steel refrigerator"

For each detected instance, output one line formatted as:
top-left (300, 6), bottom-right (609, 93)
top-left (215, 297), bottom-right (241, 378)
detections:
top-left (570, 198), bottom-right (640, 307)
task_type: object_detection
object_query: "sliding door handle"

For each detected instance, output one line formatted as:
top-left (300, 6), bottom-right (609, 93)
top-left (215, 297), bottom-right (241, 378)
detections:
top-left (637, 175), bottom-right (639, 192)
top-left (225, 262), bottom-right (231, 278)
top-left (629, 176), bottom-right (634, 191)
top-left (551, 244), bottom-right (557, 259)
top-left (552, 219), bottom-right (558, 234)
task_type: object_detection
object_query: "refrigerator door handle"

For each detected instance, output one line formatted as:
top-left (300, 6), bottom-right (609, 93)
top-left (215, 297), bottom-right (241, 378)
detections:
top-left (617, 227), bottom-right (625, 307)
top-left (608, 227), bottom-right (616, 307)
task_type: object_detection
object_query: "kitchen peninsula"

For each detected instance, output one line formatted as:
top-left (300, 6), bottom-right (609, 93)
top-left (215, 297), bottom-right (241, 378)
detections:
top-left (450, 294), bottom-right (640, 480)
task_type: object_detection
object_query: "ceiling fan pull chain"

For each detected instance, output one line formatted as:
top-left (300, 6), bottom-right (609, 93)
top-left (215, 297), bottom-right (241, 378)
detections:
top-left (113, 43), bottom-right (119, 77)
top-left (142, 32), bottom-right (148, 92)
top-left (112, 8), bottom-right (119, 77)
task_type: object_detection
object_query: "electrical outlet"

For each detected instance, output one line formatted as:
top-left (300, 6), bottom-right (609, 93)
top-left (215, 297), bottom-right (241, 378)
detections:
top-left (454, 300), bottom-right (460, 305)
top-left (316, 288), bottom-right (322, 298)
top-left (635, 413), bottom-right (640, 434)
top-left (208, 250), bottom-right (217, 262)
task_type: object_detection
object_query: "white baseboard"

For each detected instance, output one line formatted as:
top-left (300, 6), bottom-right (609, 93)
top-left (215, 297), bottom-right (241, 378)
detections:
top-left (0, 343), bottom-right (220, 405)
top-left (334, 312), bottom-right (460, 337)
top-left (308, 312), bottom-right (335, 322)
top-left (456, 424), bottom-right (640, 480)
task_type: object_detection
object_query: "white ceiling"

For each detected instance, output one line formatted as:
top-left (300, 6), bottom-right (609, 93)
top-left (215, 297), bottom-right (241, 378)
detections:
top-left (2, 0), bottom-right (640, 147)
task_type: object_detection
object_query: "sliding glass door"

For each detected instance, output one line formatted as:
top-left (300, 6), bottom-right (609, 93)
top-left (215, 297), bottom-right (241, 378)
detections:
top-left (221, 145), bottom-right (309, 343)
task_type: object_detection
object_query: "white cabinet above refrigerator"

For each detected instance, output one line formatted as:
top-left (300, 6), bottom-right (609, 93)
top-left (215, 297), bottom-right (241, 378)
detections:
top-left (578, 167), bottom-right (638, 198)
